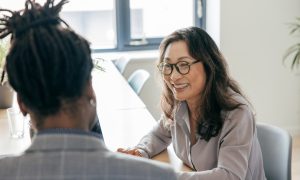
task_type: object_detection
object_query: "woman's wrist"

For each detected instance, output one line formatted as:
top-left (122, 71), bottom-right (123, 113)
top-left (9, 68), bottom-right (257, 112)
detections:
top-left (136, 148), bottom-right (150, 158)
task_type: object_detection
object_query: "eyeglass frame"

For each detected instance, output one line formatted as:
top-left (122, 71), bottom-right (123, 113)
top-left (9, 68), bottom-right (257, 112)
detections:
top-left (157, 60), bottom-right (201, 75)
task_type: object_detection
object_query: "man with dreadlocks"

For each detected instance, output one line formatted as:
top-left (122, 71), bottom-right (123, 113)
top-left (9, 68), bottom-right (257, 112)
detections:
top-left (0, 0), bottom-right (177, 179)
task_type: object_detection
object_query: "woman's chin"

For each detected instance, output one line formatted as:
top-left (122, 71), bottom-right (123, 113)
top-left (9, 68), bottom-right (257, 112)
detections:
top-left (174, 94), bottom-right (186, 101)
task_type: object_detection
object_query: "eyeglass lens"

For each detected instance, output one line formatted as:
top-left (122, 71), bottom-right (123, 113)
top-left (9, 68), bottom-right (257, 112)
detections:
top-left (159, 61), bottom-right (191, 75)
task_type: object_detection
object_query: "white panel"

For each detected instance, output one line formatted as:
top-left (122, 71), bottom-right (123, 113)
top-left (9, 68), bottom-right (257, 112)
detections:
top-left (220, 0), bottom-right (300, 135)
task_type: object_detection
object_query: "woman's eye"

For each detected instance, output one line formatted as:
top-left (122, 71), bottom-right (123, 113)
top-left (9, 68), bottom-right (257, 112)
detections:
top-left (178, 62), bottom-right (189, 67)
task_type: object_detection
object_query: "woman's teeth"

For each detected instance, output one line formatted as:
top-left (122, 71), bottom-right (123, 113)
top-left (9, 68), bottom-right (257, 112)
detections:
top-left (173, 84), bottom-right (188, 89)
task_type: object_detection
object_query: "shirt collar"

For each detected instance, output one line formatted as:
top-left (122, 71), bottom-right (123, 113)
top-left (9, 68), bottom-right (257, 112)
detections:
top-left (175, 101), bottom-right (191, 135)
top-left (38, 128), bottom-right (103, 139)
top-left (27, 129), bottom-right (106, 153)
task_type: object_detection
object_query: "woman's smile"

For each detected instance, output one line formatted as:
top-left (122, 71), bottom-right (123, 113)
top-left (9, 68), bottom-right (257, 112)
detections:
top-left (171, 83), bottom-right (189, 93)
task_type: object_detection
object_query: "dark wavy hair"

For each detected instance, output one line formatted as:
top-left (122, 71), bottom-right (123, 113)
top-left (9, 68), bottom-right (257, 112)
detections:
top-left (0, 0), bottom-right (93, 127)
top-left (158, 27), bottom-right (245, 141)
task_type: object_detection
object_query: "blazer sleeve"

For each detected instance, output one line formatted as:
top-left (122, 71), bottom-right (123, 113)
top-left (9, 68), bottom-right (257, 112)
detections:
top-left (135, 115), bottom-right (172, 158)
top-left (177, 105), bottom-right (256, 180)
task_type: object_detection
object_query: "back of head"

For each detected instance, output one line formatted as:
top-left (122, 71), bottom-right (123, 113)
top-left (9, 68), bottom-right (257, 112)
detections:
top-left (0, 0), bottom-right (93, 120)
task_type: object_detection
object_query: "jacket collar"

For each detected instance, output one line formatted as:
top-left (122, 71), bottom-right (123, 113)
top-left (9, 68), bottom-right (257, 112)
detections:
top-left (174, 101), bottom-right (191, 136)
top-left (26, 131), bottom-right (106, 153)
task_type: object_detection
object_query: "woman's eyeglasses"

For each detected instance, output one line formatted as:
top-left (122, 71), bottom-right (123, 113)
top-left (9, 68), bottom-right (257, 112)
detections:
top-left (157, 60), bottom-right (200, 75)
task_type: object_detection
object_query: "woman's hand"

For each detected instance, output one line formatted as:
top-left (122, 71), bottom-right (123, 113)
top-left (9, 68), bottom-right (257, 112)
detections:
top-left (117, 148), bottom-right (142, 157)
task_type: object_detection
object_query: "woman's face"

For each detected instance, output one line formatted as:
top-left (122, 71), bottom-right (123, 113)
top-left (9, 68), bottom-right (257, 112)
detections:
top-left (162, 41), bottom-right (206, 104)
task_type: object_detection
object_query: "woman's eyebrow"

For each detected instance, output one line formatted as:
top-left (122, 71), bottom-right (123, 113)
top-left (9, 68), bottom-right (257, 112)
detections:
top-left (177, 56), bottom-right (192, 61)
top-left (164, 56), bottom-right (191, 61)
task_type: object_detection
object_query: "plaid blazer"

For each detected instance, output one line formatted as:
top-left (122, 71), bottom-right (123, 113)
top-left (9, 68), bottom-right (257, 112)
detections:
top-left (0, 132), bottom-right (176, 180)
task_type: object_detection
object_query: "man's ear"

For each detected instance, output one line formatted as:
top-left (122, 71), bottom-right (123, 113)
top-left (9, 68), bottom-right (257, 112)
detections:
top-left (86, 78), bottom-right (96, 101)
top-left (17, 94), bottom-right (28, 116)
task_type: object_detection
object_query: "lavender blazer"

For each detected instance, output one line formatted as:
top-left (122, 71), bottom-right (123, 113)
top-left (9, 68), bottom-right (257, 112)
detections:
top-left (136, 93), bottom-right (266, 180)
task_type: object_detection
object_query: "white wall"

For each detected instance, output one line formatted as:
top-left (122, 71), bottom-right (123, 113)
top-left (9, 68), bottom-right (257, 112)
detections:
top-left (216, 0), bottom-right (300, 135)
top-left (206, 0), bottom-right (220, 47)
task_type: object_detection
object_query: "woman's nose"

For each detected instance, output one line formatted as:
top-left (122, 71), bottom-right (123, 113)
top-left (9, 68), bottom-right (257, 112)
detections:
top-left (169, 67), bottom-right (182, 80)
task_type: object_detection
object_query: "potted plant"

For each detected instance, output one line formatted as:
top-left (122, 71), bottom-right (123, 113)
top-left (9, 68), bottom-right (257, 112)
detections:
top-left (0, 39), bottom-right (13, 109)
top-left (283, 17), bottom-right (300, 70)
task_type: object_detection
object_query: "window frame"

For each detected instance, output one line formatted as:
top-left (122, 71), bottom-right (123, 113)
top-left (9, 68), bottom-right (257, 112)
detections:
top-left (92, 0), bottom-right (206, 53)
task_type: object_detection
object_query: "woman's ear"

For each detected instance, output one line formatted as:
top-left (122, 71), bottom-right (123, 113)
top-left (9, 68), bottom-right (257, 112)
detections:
top-left (17, 94), bottom-right (28, 116)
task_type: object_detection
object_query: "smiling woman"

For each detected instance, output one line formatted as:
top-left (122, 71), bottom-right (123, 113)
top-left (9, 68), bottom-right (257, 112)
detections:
top-left (118, 27), bottom-right (267, 180)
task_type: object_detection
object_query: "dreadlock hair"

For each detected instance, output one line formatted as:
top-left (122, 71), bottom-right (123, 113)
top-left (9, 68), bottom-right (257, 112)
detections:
top-left (158, 27), bottom-right (247, 141)
top-left (0, 0), bottom-right (93, 127)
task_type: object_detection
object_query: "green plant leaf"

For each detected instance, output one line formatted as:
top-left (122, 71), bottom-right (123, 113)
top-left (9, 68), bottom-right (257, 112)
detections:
top-left (0, 39), bottom-right (9, 85)
top-left (291, 48), bottom-right (300, 69)
top-left (93, 58), bottom-right (105, 72)
top-left (283, 17), bottom-right (300, 70)
top-left (289, 24), bottom-right (300, 34)
top-left (283, 43), bottom-right (300, 69)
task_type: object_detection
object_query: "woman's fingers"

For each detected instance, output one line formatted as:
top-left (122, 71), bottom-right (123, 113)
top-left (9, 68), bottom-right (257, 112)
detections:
top-left (117, 148), bottom-right (142, 157)
top-left (117, 148), bottom-right (127, 153)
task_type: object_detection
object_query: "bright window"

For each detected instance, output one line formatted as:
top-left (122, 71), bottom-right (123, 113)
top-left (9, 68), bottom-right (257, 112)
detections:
top-left (60, 0), bottom-right (116, 49)
top-left (130, 0), bottom-right (194, 39)
top-left (0, 0), bottom-right (205, 52)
